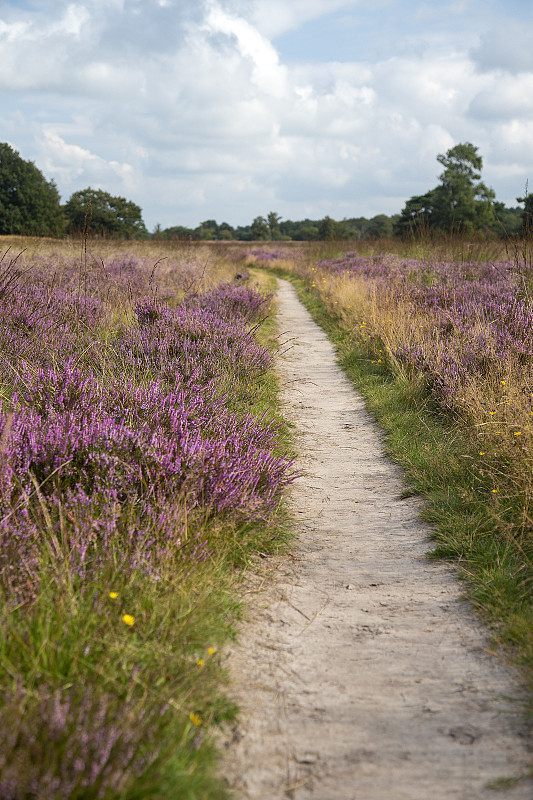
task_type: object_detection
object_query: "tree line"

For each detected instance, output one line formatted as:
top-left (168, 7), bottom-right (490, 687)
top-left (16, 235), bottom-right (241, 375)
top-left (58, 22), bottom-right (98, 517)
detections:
top-left (0, 143), bottom-right (147, 239)
top-left (0, 140), bottom-right (528, 240)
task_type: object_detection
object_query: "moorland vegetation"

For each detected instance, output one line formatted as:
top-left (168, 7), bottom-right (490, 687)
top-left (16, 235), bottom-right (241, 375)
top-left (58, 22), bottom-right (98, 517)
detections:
top-left (0, 238), bottom-right (294, 797)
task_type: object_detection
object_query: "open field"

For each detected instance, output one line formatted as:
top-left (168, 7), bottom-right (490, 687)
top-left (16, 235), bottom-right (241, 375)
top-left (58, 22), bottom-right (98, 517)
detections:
top-left (0, 237), bottom-right (294, 798)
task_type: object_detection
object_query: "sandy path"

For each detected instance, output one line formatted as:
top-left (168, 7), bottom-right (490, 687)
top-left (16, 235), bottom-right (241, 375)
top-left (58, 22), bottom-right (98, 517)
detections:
top-left (220, 278), bottom-right (532, 799)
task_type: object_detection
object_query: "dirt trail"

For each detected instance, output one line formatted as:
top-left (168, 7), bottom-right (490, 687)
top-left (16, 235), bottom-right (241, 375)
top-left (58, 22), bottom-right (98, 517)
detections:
top-left (220, 278), bottom-right (532, 799)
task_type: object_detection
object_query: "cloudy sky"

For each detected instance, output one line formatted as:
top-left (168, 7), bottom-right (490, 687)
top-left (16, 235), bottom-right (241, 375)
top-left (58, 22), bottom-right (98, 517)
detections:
top-left (1, 0), bottom-right (532, 230)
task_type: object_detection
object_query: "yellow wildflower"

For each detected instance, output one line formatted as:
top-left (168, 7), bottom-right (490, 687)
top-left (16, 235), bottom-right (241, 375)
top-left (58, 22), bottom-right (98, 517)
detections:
top-left (109, 592), bottom-right (118, 599)
top-left (122, 614), bottom-right (135, 626)
top-left (189, 713), bottom-right (201, 726)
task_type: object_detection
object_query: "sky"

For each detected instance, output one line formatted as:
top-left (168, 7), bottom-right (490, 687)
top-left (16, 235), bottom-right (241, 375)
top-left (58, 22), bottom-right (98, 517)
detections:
top-left (1, 0), bottom-right (532, 230)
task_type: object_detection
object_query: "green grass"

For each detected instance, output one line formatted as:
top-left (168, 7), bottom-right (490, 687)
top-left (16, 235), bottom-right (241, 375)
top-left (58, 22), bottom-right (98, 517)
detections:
top-left (272, 271), bottom-right (533, 709)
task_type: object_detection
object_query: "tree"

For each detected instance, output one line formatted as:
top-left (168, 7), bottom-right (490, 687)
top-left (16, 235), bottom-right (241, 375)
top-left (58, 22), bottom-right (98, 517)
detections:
top-left (492, 202), bottom-right (523, 236)
top-left (318, 216), bottom-right (336, 240)
top-left (367, 214), bottom-right (394, 238)
top-left (396, 143), bottom-right (496, 236)
top-left (250, 216), bottom-right (269, 240)
top-left (194, 220), bottom-right (218, 240)
top-left (267, 211), bottom-right (281, 240)
top-left (394, 190), bottom-right (437, 237)
top-left (0, 142), bottom-right (64, 236)
top-left (64, 188), bottom-right (147, 238)
top-left (517, 191), bottom-right (533, 235)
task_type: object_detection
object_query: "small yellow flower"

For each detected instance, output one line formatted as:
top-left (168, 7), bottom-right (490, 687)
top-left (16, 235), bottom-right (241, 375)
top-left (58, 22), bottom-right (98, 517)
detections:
top-left (479, 451), bottom-right (485, 455)
top-left (514, 431), bottom-right (522, 436)
top-left (501, 380), bottom-right (506, 385)
top-left (197, 659), bottom-right (204, 667)
top-left (492, 489), bottom-right (499, 493)
top-left (378, 359), bottom-right (382, 363)
top-left (489, 411), bottom-right (496, 415)
top-left (208, 647), bottom-right (217, 656)
top-left (109, 592), bottom-right (119, 599)
top-left (189, 713), bottom-right (201, 726)
top-left (122, 614), bottom-right (135, 626)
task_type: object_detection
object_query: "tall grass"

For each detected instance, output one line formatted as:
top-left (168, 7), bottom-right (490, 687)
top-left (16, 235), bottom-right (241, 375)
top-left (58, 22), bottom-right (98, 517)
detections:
top-left (0, 238), bottom-right (294, 798)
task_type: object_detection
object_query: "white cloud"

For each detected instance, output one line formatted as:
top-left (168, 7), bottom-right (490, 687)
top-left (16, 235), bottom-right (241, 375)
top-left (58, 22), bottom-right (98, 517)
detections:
top-left (248, 0), bottom-right (360, 38)
top-left (204, 2), bottom-right (288, 97)
top-left (0, 0), bottom-right (532, 228)
top-left (37, 130), bottom-right (136, 192)
top-left (472, 21), bottom-right (533, 74)
top-left (469, 74), bottom-right (533, 120)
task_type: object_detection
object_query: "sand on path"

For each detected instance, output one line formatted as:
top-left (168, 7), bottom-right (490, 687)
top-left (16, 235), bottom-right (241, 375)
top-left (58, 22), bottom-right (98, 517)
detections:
top-left (220, 278), bottom-right (532, 799)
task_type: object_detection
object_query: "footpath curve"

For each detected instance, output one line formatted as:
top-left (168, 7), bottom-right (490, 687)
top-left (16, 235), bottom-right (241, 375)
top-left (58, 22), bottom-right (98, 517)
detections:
top-left (221, 278), bottom-right (532, 799)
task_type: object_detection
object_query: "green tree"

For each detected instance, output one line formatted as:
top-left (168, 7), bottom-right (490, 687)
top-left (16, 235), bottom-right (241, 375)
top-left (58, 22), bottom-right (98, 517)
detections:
top-left (251, 216), bottom-right (269, 240)
top-left (394, 190), bottom-right (437, 237)
top-left (194, 220), bottom-right (218, 240)
top-left (492, 202), bottom-right (523, 236)
top-left (318, 215), bottom-right (336, 240)
top-left (160, 225), bottom-right (195, 240)
top-left (64, 188), bottom-right (147, 238)
top-left (367, 214), bottom-right (394, 238)
top-left (217, 222), bottom-right (235, 240)
top-left (267, 211), bottom-right (281, 240)
top-left (517, 191), bottom-right (533, 235)
top-left (396, 143), bottom-right (496, 236)
top-left (433, 142), bottom-right (495, 233)
top-left (0, 142), bottom-right (64, 236)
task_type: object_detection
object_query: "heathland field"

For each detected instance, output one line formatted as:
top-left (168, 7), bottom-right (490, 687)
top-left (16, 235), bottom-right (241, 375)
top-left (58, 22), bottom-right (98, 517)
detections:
top-left (0, 235), bottom-right (532, 797)
top-left (0, 238), bottom-right (294, 798)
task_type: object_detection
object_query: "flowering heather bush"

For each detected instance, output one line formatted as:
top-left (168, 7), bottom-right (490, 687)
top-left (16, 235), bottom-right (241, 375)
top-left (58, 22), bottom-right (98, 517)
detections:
top-left (0, 252), bottom-right (292, 797)
top-left (0, 282), bottom-right (101, 383)
top-left (185, 280), bottom-right (270, 323)
top-left (303, 249), bottom-right (533, 550)
top-left (127, 294), bottom-right (272, 386)
top-left (0, 294), bottom-right (290, 598)
top-left (315, 252), bottom-right (533, 413)
top-left (18, 251), bottom-right (207, 304)
top-left (247, 248), bottom-right (287, 263)
top-left (0, 684), bottom-right (162, 799)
